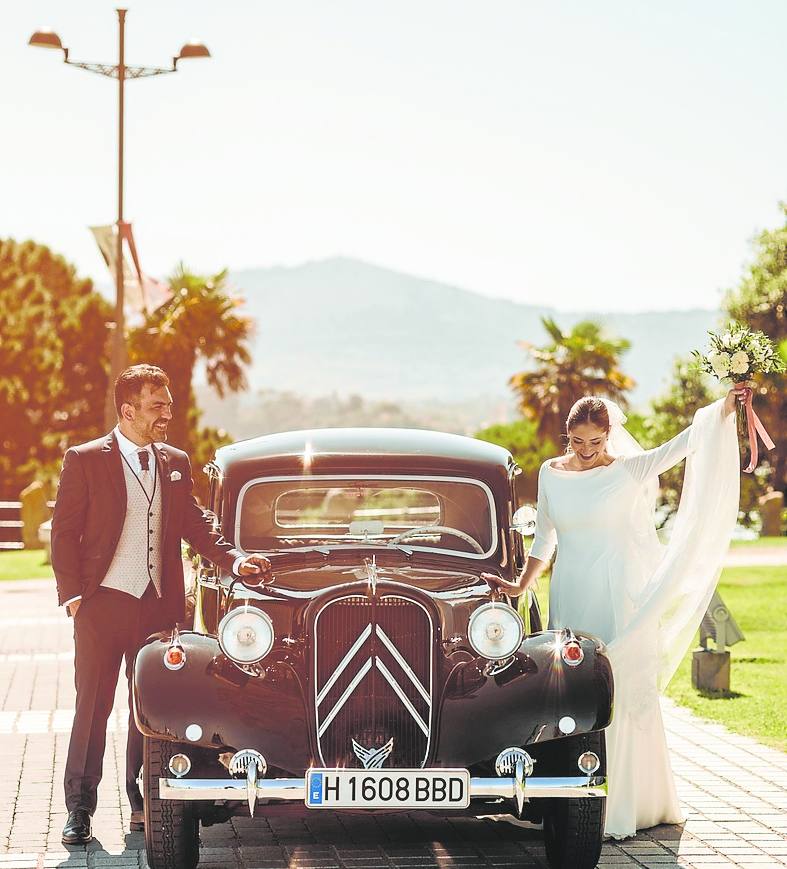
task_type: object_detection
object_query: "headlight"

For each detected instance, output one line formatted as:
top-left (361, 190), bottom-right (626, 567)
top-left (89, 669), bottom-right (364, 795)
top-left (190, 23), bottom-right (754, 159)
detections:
top-left (218, 607), bottom-right (274, 664)
top-left (468, 602), bottom-right (525, 660)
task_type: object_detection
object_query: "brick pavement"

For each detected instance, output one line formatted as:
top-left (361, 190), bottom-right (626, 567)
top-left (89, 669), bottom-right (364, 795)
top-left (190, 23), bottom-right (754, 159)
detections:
top-left (0, 578), bottom-right (785, 869)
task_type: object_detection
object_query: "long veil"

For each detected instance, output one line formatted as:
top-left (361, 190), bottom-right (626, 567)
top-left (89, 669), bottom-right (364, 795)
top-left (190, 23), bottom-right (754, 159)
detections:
top-left (601, 398), bottom-right (739, 697)
top-left (601, 399), bottom-right (659, 520)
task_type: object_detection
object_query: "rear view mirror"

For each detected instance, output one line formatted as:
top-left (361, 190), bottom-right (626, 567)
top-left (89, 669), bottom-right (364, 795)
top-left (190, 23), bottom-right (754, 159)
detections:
top-left (512, 505), bottom-right (537, 537)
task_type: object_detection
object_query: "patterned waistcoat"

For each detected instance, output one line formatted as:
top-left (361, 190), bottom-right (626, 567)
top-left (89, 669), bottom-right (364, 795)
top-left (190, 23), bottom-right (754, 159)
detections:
top-left (101, 457), bottom-right (163, 598)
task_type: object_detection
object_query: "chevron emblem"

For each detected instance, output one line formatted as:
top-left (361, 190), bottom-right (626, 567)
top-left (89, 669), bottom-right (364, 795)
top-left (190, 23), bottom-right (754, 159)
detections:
top-left (352, 737), bottom-right (395, 769)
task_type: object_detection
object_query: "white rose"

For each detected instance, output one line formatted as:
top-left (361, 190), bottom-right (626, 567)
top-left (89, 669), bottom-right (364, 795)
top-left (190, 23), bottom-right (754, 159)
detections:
top-left (710, 352), bottom-right (731, 377)
top-left (721, 332), bottom-right (733, 348)
top-left (730, 350), bottom-right (750, 375)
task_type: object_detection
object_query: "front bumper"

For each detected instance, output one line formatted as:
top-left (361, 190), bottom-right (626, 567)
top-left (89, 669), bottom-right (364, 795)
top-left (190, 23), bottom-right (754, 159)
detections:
top-left (159, 774), bottom-right (607, 803)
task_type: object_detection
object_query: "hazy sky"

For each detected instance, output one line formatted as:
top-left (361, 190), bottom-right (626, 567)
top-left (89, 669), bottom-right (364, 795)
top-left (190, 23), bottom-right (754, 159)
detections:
top-left (3, 0), bottom-right (786, 312)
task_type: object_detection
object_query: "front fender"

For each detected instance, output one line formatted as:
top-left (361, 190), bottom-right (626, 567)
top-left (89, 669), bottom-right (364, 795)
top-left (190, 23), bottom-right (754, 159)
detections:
top-left (133, 632), bottom-right (311, 774)
top-left (434, 631), bottom-right (613, 767)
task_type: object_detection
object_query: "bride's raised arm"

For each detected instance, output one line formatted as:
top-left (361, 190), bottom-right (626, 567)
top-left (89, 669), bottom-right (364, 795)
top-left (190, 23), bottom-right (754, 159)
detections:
top-left (620, 384), bottom-right (747, 484)
top-left (619, 425), bottom-right (694, 482)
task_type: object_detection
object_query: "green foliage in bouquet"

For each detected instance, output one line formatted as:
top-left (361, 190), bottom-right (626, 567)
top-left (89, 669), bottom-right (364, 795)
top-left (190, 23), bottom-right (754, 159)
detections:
top-left (692, 322), bottom-right (785, 383)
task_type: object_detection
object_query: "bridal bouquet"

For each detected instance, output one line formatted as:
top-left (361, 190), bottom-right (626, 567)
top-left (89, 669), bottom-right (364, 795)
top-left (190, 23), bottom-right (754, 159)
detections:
top-left (693, 322), bottom-right (784, 472)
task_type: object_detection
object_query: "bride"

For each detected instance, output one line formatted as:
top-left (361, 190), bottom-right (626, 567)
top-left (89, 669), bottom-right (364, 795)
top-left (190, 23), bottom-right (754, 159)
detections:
top-left (483, 385), bottom-right (746, 839)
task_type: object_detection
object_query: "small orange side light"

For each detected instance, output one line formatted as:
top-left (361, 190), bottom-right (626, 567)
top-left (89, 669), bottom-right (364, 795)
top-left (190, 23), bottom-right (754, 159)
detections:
top-left (164, 645), bottom-right (186, 671)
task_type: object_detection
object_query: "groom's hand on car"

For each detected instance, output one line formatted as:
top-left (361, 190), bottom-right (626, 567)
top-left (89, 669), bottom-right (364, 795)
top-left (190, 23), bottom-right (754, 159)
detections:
top-left (237, 554), bottom-right (274, 584)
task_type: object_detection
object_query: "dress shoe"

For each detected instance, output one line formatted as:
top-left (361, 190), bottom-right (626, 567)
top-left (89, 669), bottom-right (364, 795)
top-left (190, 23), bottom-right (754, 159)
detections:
top-left (130, 809), bottom-right (144, 832)
top-left (62, 808), bottom-right (92, 845)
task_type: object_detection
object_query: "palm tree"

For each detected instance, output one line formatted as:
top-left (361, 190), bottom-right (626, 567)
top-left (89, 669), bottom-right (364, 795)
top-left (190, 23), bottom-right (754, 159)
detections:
top-left (509, 317), bottom-right (634, 449)
top-left (127, 265), bottom-right (253, 456)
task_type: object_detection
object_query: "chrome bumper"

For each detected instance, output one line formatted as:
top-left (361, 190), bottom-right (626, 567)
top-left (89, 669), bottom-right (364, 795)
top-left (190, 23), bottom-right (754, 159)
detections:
top-left (159, 775), bottom-right (607, 803)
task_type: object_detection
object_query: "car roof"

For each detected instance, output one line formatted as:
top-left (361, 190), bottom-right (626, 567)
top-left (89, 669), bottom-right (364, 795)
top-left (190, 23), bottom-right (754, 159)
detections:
top-left (213, 427), bottom-right (514, 480)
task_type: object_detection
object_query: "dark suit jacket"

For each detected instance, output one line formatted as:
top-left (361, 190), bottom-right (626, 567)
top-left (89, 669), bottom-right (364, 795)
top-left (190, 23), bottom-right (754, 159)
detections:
top-left (51, 431), bottom-right (241, 624)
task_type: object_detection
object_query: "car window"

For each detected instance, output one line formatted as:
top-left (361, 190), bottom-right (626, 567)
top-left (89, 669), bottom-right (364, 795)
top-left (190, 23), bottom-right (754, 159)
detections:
top-left (237, 476), bottom-right (496, 558)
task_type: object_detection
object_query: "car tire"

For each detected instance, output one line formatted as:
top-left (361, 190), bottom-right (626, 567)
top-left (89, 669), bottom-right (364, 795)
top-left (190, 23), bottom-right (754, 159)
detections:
top-left (143, 736), bottom-right (200, 869)
top-left (542, 796), bottom-right (605, 869)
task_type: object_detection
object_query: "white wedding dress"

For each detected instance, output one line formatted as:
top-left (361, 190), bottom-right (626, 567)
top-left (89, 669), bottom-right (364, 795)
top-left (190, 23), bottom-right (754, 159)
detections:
top-left (529, 399), bottom-right (740, 839)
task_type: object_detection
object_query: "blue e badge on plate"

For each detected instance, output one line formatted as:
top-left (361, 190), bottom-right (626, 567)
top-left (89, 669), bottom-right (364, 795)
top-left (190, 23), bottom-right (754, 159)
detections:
top-left (309, 772), bottom-right (323, 804)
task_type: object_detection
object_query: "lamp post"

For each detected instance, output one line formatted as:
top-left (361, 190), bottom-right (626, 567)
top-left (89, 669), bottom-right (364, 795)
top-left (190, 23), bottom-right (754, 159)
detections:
top-left (29, 10), bottom-right (210, 430)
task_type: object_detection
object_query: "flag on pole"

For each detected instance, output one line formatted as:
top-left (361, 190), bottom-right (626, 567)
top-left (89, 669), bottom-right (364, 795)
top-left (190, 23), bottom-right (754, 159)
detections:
top-left (90, 223), bottom-right (173, 325)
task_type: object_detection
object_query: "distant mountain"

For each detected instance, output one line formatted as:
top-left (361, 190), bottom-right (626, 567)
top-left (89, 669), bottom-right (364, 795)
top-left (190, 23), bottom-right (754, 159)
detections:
top-left (225, 257), bottom-right (718, 408)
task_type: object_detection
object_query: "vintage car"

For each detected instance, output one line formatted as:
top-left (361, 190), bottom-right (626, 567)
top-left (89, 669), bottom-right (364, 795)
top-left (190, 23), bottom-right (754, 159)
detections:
top-left (134, 428), bottom-right (613, 869)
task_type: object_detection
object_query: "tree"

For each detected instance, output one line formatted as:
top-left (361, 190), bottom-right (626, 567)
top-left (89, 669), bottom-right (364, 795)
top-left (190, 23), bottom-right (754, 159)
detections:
top-left (127, 265), bottom-right (253, 498)
top-left (725, 203), bottom-right (787, 492)
top-left (0, 239), bottom-right (111, 497)
top-left (475, 419), bottom-right (557, 501)
top-left (509, 317), bottom-right (635, 449)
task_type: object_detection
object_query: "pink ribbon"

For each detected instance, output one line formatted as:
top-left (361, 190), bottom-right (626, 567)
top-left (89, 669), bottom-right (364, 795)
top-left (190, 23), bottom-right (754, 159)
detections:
top-left (741, 387), bottom-right (776, 473)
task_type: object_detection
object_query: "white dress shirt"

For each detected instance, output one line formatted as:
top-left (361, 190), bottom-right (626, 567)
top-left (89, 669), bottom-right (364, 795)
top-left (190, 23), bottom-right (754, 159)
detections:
top-left (114, 426), bottom-right (157, 481)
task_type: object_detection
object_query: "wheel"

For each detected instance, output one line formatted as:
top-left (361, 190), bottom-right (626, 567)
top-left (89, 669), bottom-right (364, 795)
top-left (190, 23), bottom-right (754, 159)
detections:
top-left (542, 797), bottom-right (605, 869)
top-left (143, 736), bottom-right (200, 869)
top-left (529, 730), bottom-right (606, 869)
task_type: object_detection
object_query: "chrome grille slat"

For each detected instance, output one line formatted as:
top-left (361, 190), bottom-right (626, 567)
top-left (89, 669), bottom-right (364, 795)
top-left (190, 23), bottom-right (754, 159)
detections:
top-left (314, 594), bottom-right (433, 768)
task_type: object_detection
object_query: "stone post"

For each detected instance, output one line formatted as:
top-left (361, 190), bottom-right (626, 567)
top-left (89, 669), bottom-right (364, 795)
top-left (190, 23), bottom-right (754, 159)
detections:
top-left (19, 481), bottom-right (48, 550)
top-left (759, 490), bottom-right (784, 537)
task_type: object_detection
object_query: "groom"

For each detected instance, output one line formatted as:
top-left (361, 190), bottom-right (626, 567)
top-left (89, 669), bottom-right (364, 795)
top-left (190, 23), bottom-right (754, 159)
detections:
top-left (51, 364), bottom-right (271, 845)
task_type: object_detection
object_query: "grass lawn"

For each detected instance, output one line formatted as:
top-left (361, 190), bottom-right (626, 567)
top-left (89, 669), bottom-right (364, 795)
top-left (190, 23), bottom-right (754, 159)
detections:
top-left (0, 549), bottom-right (54, 580)
top-left (665, 565), bottom-right (787, 752)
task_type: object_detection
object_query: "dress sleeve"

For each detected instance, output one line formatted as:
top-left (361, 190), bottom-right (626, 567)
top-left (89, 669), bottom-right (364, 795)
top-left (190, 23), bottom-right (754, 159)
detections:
top-left (528, 464), bottom-right (557, 563)
top-left (620, 426), bottom-right (693, 482)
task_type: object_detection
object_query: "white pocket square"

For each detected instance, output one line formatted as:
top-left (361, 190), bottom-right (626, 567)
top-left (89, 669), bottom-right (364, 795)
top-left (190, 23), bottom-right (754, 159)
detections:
top-left (169, 470), bottom-right (182, 482)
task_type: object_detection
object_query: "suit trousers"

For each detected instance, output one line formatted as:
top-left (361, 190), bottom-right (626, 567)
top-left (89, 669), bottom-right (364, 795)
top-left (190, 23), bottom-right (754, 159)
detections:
top-left (64, 584), bottom-right (171, 814)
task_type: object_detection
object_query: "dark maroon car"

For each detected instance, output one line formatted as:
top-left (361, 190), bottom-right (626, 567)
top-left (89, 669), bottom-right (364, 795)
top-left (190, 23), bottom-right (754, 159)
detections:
top-left (134, 428), bottom-right (612, 869)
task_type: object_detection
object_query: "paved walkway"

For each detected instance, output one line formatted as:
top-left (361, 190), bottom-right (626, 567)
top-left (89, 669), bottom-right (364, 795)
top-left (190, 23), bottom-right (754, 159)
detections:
top-left (0, 579), bottom-right (785, 869)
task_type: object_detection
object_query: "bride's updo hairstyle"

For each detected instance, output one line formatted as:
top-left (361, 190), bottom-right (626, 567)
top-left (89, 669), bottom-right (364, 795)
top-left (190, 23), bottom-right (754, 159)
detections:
top-left (564, 397), bottom-right (610, 452)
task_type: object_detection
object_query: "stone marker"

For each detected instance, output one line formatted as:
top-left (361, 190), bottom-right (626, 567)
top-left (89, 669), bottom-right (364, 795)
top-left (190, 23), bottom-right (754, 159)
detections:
top-left (759, 489), bottom-right (784, 537)
top-left (19, 480), bottom-right (48, 549)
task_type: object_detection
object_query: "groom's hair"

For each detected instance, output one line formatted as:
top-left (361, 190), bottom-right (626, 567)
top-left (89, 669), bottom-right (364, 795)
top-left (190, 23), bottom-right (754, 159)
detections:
top-left (114, 364), bottom-right (170, 415)
top-left (566, 397), bottom-right (610, 434)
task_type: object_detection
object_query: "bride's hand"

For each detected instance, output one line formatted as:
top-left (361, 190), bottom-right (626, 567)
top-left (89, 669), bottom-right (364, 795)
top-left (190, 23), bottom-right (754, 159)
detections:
top-left (724, 381), bottom-right (754, 416)
top-left (480, 572), bottom-right (521, 597)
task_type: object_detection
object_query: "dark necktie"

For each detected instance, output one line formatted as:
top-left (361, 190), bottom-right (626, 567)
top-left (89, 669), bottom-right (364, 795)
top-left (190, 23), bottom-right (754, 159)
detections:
top-left (138, 449), bottom-right (154, 496)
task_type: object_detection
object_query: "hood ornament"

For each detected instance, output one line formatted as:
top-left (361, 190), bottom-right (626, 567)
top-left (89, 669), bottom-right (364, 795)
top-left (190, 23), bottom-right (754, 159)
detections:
top-left (352, 737), bottom-right (394, 769)
top-left (364, 556), bottom-right (378, 595)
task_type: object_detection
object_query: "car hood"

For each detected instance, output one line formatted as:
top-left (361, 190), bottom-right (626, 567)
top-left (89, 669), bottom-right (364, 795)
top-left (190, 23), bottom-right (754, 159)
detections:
top-left (227, 556), bottom-right (494, 601)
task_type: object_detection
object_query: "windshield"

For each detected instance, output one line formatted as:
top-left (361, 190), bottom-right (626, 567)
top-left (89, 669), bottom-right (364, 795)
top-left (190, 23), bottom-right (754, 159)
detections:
top-left (237, 475), bottom-right (496, 558)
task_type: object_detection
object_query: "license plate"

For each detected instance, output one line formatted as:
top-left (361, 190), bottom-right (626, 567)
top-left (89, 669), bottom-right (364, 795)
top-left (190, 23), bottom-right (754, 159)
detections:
top-left (305, 768), bottom-right (470, 809)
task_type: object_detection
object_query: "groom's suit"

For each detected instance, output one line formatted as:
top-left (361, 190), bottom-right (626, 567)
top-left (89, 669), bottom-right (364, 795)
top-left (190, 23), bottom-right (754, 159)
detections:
top-left (51, 429), bottom-right (242, 814)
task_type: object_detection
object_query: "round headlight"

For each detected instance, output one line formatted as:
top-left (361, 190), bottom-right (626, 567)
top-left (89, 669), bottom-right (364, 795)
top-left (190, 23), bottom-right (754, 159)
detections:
top-left (218, 607), bottom-right (274, 664)
top-left (468, 602), bottom-right (525, 660)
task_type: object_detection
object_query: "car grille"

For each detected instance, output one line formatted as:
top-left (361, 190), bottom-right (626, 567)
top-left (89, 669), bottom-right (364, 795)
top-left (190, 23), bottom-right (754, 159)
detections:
top-left (314, 594), bottom-right (433, 768)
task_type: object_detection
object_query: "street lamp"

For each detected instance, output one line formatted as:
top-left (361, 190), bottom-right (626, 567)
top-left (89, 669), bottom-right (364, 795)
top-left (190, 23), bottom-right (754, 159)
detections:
top-left (29, 10), bottom-right (210, 430)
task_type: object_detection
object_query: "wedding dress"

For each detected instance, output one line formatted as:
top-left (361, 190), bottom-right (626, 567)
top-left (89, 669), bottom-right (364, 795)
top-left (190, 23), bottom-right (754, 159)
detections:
top-left (528, 399), bottom-right (740, 839)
